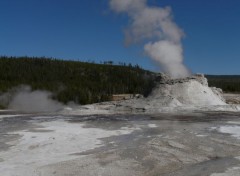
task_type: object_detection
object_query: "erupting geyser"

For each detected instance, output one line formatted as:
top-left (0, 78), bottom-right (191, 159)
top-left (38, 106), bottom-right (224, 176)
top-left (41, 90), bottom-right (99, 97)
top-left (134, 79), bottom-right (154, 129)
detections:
top-left (109, 0), bottom-right (191, 78)
top-left (99, 1), bottom-right (240, 113)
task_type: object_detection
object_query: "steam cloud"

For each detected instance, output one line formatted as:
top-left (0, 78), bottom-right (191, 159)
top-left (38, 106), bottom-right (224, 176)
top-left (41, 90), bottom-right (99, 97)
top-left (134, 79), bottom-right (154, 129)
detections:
top-left (0, 86), bottom-right (63, 113)
top-left (109, 0), bottom-right (191, 78)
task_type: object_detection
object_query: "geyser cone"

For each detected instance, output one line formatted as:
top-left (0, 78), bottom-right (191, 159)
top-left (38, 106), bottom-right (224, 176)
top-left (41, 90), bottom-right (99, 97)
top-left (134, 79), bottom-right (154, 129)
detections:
top-left (147, 73), bottom-right (226, 107)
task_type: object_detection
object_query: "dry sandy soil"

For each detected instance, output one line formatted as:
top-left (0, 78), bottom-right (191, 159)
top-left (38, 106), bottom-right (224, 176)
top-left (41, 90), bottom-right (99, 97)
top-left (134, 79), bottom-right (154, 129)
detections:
top-left (1, 111), bottom-right (240, 176)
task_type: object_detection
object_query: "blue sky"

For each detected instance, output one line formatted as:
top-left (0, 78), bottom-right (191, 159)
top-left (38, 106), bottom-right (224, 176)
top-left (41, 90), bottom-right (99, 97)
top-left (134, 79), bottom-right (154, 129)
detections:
top-left (0, 0), bottom-right (240, 74)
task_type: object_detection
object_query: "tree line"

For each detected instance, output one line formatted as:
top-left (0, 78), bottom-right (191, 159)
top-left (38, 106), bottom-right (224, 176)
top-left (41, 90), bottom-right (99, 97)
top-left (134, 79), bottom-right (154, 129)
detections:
top-left (206, 75), bottom-right (240, 93)
top-left (0, 56), bottom-right (239, 107)
top-left (0, 56), bottom-right (156, 105)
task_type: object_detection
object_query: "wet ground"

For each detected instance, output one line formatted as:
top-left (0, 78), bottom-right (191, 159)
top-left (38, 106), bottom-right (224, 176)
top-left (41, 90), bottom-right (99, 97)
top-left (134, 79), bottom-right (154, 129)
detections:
top-left (1, 111), bottom-right (240, 176)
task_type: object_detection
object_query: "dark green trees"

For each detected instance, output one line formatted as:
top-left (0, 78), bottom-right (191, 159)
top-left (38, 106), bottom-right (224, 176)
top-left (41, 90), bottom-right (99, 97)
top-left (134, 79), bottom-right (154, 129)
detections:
top-left (0, 56), bottom-right (155, 104)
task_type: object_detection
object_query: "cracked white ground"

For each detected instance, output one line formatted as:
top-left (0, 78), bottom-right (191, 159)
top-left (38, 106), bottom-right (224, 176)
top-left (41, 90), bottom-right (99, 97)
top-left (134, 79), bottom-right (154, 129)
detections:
top-left (1, 112), bottom-right (240, 176)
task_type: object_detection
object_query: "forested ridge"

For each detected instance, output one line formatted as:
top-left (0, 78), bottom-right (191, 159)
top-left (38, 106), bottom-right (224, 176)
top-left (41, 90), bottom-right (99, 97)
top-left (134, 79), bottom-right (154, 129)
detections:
top-left (206, 75), bottom-right (240, 93)
top-left (0, 56), bottom-right (155, 105)
top-left (0, 56), bottom-right (240, 106)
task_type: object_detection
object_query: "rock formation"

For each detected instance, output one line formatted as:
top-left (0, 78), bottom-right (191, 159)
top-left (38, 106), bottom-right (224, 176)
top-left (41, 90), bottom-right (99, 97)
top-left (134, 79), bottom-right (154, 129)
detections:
top-left (147, 73), bottom-right (226, 107)
top-left (62, 73), bottom-right (240, 115)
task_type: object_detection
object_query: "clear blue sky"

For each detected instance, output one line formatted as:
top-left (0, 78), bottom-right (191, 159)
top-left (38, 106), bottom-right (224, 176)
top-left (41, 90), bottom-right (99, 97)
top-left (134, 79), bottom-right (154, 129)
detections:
top-left (0, 0), bottom-right (240, 74)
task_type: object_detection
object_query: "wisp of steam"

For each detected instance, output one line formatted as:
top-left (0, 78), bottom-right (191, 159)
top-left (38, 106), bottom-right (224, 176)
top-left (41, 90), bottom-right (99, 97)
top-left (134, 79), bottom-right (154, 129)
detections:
top-left (109, 0), bottom-right (191, 78)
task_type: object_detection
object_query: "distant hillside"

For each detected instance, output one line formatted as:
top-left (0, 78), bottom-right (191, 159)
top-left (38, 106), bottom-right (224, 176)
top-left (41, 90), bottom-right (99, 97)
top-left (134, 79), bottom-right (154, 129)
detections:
top-left (0, 56), bottom-right (156, 105)
top-left (0, 56), bottom-right (239, 107)
top-left (206, 75), bottom-right (240, 93)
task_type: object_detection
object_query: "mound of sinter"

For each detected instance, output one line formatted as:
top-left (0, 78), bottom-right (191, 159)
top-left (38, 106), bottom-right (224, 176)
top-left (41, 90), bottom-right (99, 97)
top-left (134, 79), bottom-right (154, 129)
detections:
top-left (62, 74), bottom-right (231, 115)
top-left (147, 73), bottom-right (226, 107)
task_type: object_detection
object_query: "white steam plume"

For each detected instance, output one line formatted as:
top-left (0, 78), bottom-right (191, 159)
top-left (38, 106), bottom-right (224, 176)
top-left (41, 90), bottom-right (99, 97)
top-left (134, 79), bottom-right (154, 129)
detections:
top-left (109, 0), bottom-right (191, 78)
top-left (1, 85), bottom-right (63, 113)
